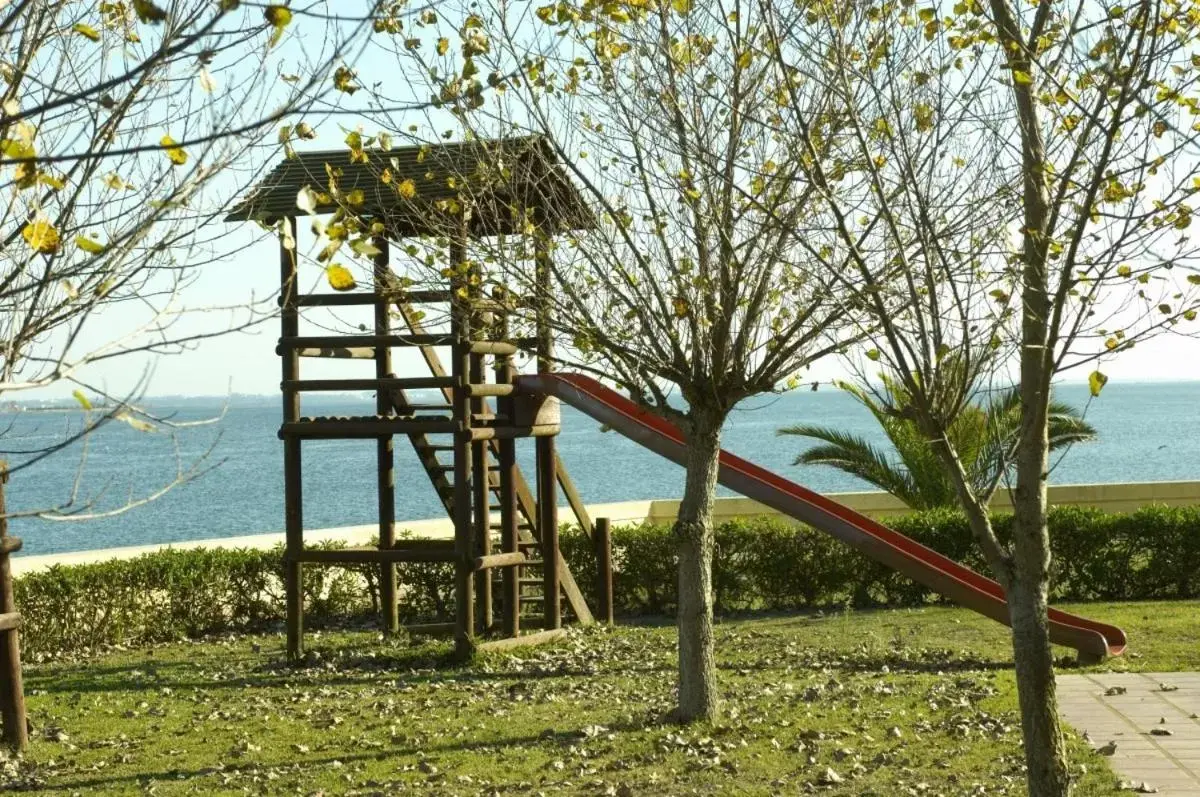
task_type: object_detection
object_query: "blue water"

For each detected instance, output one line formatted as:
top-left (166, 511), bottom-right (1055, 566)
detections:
top-left (5, 382), bottom-right (1199, 555)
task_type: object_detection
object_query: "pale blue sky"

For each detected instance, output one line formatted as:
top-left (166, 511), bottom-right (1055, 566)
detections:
top-left (29, 2), bottom-right (1200, 400)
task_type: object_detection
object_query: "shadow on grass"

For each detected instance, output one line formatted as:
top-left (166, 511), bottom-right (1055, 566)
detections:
top-left (29, 717), bottom-right (666, 793)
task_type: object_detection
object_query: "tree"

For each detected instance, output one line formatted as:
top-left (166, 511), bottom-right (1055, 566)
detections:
top-left (0, 0), bottom-right (382, 518)
top-left (760, 0), bottom-right (1200, 791)
top-left (336, 0), bottom-right (871, 721)
top-left (779, 377), bottom-right (1097, 510)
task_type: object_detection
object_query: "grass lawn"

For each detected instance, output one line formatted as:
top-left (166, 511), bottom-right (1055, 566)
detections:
top-left (3, 600), bottom-right (1196, 795)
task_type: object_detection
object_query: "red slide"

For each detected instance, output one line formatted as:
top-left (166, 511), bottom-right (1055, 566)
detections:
top-left (518, 373), bottom-right (1126, 660)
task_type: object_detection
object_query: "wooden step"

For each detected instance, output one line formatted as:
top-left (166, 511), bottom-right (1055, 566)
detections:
top-left (292, 546), bottom-right (456, 564)
top-left (279, 416), bottom-right (456, 439)
top-left (469, 424), bottom-right (559, 441)
top-left (283, 377), bottom-right (454, 392)
top-left (294, 289), bottom-right (450, 307)
top-left (277, 334), bottom-right (453, 353)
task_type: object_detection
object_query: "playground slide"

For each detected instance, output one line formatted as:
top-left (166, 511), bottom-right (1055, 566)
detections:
top-left (517, 373), bottom-right (1127, 660)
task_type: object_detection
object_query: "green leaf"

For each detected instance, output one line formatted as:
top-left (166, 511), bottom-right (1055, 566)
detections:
top-left (865, 349), bottom-right (881, 362)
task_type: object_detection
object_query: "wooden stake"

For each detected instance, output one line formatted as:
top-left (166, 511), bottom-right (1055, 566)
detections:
top-left (495, 294), bottom-right (520, 638)
top-left (450, 226), bottom-right (476, 658)
top-left (535, 234), bottom-right (560, 630)
top-left (0, 464), bottom-right (27, 751)
top-left (595, 517), bottom-right (614, 626)
top-left (373, 237), bottom-right (398, 635)
top-left (279, 217), bottom-right (305, 660)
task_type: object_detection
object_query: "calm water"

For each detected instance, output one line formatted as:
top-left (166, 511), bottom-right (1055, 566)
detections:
top-left (5, 382), bottom-right (1199, 555)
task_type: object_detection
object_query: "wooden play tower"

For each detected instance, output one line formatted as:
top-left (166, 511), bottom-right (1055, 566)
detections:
top-left (226, 137), bottom-right (607, 658)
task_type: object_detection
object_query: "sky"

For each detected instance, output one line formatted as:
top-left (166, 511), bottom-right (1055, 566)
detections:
top-left (21, 1), bottom-right (1200, 402)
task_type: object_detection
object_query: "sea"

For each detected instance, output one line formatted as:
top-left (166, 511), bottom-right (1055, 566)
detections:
top-left (4, 381), bottom-right (1198, 556)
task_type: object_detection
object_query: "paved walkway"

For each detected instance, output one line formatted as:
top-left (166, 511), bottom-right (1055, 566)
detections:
top-left (1058, 672), bottom-right (1200, 794)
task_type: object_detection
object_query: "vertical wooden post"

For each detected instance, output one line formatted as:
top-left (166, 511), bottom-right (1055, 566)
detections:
top-left (470, 296), bottom-right (492, 633)
top-left (279, 217), bottom-right (305, 659)
top-left (450, 219), bottom-right (476, 658)
top-left (373, 237), bottom-right (398, 635)
top-left (494, 289), bottom-right (520, 637)
top-left (0, 464), bottom-right (27, 752)
top-left (595, 517), bottom-right (614, 626)
top-left (534, 234), bottom-right (560, 630)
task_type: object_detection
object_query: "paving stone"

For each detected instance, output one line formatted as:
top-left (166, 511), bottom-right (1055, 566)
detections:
top-left (1059, 673), bottom-right (1200, 794)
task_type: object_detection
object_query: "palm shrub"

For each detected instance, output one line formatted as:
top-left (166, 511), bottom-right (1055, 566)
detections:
top-left (779, 378), bottom-right (1097, 510)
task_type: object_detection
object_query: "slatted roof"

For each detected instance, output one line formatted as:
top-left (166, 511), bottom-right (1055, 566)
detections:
top-left (225, 135), bottom-right (594, 237)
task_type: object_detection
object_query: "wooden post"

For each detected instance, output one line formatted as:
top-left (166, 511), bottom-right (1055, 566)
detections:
top-left (373, 237), bottom-right (398, 635)
top-left (595, 517), bottom-right (614, 626)
top-left (534, 234), bottom-right (560, 630)
top-left (450, 221), bottom-right (476, 658)
top-left (279, 217), bottom-right (305, 659)
top-left (470, 296), bottom-right (492, 633)
top-left (494, 289), bottom-right (520, 637)
top-left (0, 464), bottom-right (27, 752)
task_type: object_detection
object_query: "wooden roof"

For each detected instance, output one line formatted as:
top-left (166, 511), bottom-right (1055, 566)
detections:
top-left (224, 135), bottom-right (594, 237)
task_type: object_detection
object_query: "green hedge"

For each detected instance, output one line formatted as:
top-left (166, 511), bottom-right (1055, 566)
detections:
top-left (559, 504), bottom-right (1200, 613)
top-left (13, 504), bottom-right (1200, 656)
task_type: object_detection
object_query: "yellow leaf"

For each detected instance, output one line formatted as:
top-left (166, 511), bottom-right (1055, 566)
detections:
top-left (23, 216), bottom-right (60, 254)
top-left (38, 172), bottom-right (65, 190)
top-left (865, 349), bottom-right (881, 362)
top-left (325, 264), bottom-right (357, 292)
top-left (736, 49), bottom-right (753, 69)
top-left (103, 173), bottom-right (134, 191)
top-left (73, 23), bottom-right (101, 41)
top-left (75, 235), bottom-right (106, 255)
top-left (437, 37), bottom-right (450, 55)
top-left (116, 411), bottom-right (157, 433)
top-left (397, 178), bottom-right (417, 199)
top-left (671, 0), bottom-right (693, 13)
top-left (72, 390), bottom-right (93, 411)
top-left (1013, 70), bottom-right (1033, 85)
top-left (133, 0), bottom-right (168, 23)
top-left (264, 5), bottom-right (292, 47)
top-left (1088, 370), bottom-right (1108, 397)
top-left (161, 135), bottom-right (187, 166)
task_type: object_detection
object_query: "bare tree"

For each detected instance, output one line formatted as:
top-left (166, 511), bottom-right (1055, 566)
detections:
top-left (0, 0), bottom-right (386, 517)
top-left (763, 0), bottom-right (1200, 792)
top-left (297, 0), bottom-right (876, 721)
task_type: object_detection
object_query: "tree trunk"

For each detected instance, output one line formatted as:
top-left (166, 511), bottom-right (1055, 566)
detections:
top-left (1010, 382), bottom-right (1070, 796)
top-left (673, 411), bottom-right (723, 723)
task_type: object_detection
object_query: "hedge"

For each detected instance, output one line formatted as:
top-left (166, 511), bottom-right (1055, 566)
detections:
top-left (13, 504), bottom-right (1200, 656)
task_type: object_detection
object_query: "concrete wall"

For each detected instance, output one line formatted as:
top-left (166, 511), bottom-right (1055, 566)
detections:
top-left (12, 482), bottom-right (1199, 576)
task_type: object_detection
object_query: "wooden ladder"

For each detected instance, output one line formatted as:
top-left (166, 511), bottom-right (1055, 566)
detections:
top-left (385, 300), bottom-right (595, 625)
